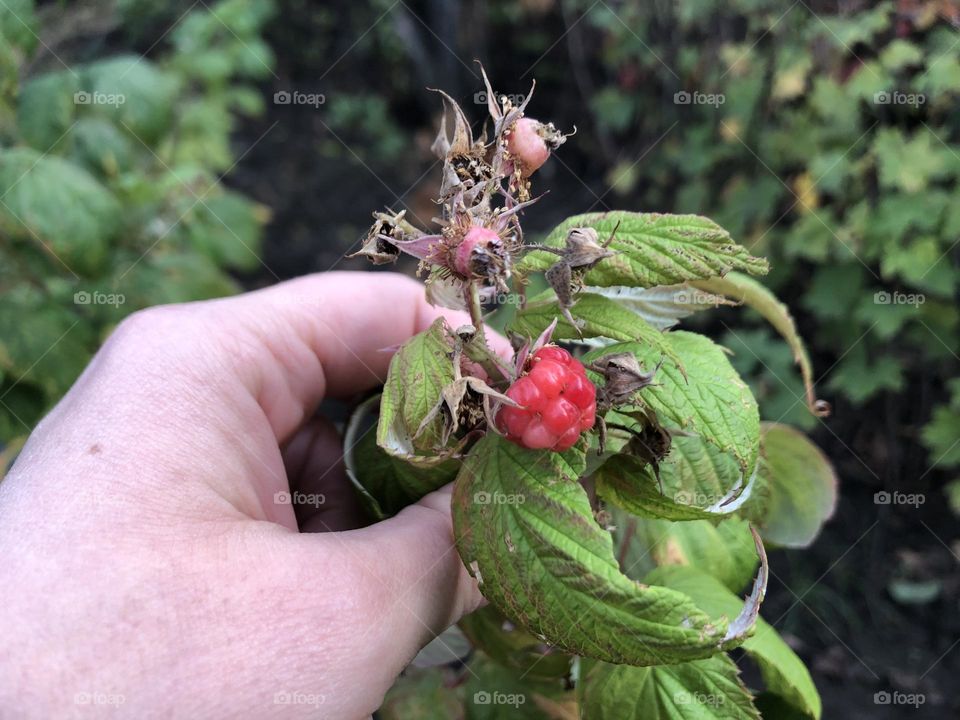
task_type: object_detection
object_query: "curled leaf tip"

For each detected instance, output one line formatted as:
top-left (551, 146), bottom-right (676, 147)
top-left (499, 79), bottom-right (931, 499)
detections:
top-left (723, 526), bottom-right (768, 644)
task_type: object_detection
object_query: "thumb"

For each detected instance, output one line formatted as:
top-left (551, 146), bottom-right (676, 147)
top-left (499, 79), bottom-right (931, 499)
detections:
top-left (360, 485), bottom-right (484, 646)
top-left (289, 485), bottom-right (482, 683)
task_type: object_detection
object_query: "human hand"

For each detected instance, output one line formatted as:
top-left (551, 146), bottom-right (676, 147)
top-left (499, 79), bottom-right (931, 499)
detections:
top-left (0, 272), bottom-right (489, 719)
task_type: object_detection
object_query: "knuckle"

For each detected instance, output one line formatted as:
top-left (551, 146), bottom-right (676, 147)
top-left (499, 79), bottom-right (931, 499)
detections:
top-left (112, 305), bottom-right (185, 342)
top-left (103, 304), bottom-right (206, 365)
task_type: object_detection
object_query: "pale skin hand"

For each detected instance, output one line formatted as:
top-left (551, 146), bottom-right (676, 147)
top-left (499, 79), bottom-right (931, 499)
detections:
top-left (0, 272), bottom-right (488, 719)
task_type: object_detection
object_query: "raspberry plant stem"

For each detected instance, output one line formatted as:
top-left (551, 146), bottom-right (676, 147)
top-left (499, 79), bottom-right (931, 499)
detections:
top-left (468, 280), bottom-right (484, 330)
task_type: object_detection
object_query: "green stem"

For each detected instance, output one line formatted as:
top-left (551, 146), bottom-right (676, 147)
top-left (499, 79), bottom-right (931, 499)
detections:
top-left (464, 281), bottom-right (514, 381)
top-left (467, 280), bottom-right (484, 330)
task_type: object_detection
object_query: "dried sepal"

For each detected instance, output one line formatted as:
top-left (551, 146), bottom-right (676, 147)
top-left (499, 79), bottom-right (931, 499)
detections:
top-left (627, 416), bottom-right (673, 493)
top-left (588, 352), bottom-right (662, 409)
top-left (431, 88), bottom-right (495, 205)
top-left (511, 317), bottom-right (558, 379)
top-left (456, 324), bottom-right (513, 382)
top-left (534, 225), bottom-right (618, 330)
top-left (601, 407), bottom-right (672, 492)
top-left (563, 226), bottom-right (618, 270)
top-left (348, 209), bottom-right (425, 265)
top-left (414, 338), bottom-right (519, 446)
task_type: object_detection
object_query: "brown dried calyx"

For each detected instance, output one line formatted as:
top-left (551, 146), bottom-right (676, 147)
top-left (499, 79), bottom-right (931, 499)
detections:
top-left (414, 329), bottom-right (517, 447)
top-left (622, 410), bottom-right (673, 492)
top-left (529, 225), bottom-right (618, 329)
top-left (587, 352), bottom-right (662, 409)
top-left (431, 87), bottom-right (496, 208)
top-left (349, 209), bottom-right (421, 265)
top-left (588, 353), bottom-right (668, 488)
top-left (599, 404), bottom-right (672, 492)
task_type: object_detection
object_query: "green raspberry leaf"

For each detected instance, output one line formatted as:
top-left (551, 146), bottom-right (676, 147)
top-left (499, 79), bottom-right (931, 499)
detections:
top-left (584, 331), bottom-right (761, 473)
top-left (346, 396), bottom-right (460, 520)
top-left (753, 423), bottom-right (838, 548)
top-left (593, 433), bottom-right (758, 525)
top-left (380, 668), bottom-right (463, 720)
top-left (0, 0), bottom-right (38, 54)
top-left (616, 513), bottom-right (761, 594)
top-left (458, 606), bottom-right (572, 681)
top-left (692, 272), bottom-right (827, 418)
top-left (377, 318), bottom-right (462, 465)
top-left (464, 652), bottom-right (572, 719)
top-left (509, 291), bottom-right (683, 371)
top-left (81, 56), bottom-right (180, 146)
top-left (519, 212), bottom-right (768, 287)
top-left (648, 565), bottom-right (821, 720)
top-left (578, 654), bottom-right (760, 719)
top-left (452, 434), bottom-right (757, 665)
top-left (0, 148), bottom-right (122, 275)
top-left (16, 71), bottom-right (80, 150)
top-left (583, 284), bottom-right (735, 330)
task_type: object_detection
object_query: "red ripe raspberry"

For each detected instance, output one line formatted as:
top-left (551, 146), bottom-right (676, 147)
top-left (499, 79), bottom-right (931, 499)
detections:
top-left (496, 345), bottom-right (597, 451)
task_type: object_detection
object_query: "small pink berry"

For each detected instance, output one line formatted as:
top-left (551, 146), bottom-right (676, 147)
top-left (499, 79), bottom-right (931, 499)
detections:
top-left (506, 117), bottom-right (552, 176)
top-left (455, 225), bottom-right (500, 277)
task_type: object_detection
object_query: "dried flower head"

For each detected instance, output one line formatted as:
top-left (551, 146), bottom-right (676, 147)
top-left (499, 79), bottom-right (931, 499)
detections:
top-left (350, 66), bottom-right (569, 317)
top-left (588, 352), bottom-right (661, 409)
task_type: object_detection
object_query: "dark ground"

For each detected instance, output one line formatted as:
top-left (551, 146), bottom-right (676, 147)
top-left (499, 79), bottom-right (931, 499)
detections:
top-left (218, 1), bottom-right (959, 716)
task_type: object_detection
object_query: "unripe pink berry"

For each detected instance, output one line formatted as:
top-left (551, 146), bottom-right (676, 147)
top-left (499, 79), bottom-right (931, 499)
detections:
top-left (506, 117), bottom-right (552, 176)
top-left (455, 225), bottom-right (499, 277)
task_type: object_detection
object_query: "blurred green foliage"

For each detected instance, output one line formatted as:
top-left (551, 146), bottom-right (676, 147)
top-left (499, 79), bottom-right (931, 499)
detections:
top-left (0, 0), bottom-right (274, 441)
top-left (561, 0), bottom-right (960, 474)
